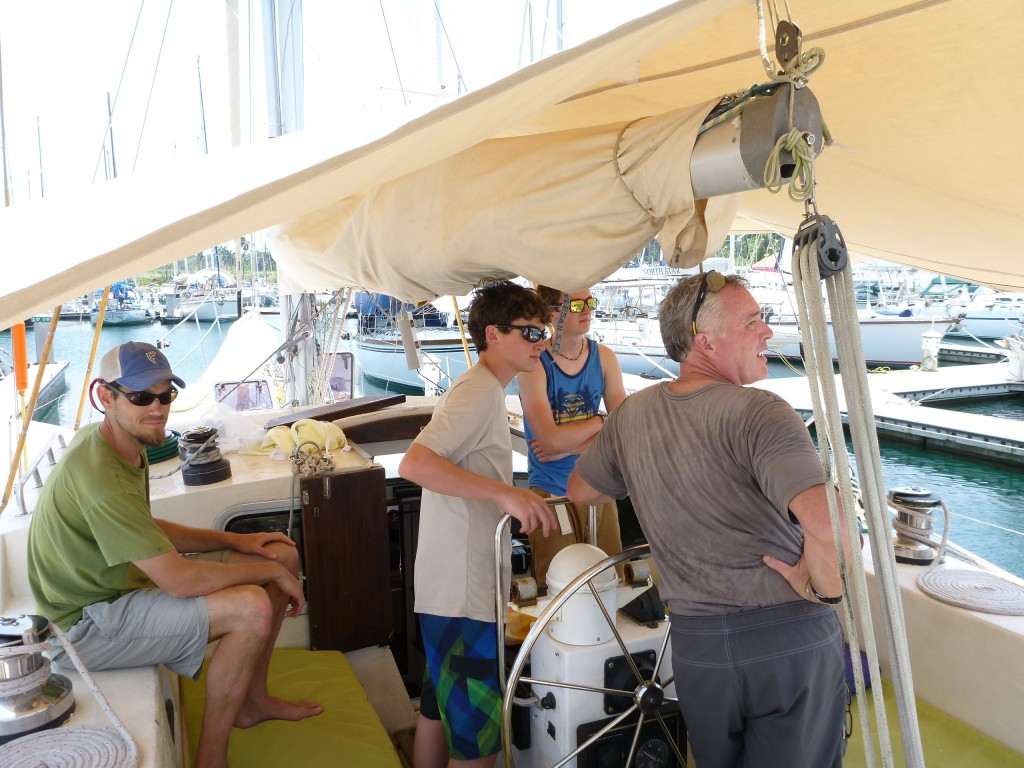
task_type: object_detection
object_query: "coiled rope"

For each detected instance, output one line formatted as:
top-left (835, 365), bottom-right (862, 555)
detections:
top-left (890, 496), bottom-right (1024, 615)
top-left (0, 624), bottom-right (138, 767)
top-left (287, 440), bottom-right (337, 541)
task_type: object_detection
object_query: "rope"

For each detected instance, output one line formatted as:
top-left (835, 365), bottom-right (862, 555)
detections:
top-left (890, 497), bottom-right (1024, 615)
top-left (0, 624), bottom-right (138, 767)
top-left (918, 570), bottom-right (1024, 614)
top-left (0, 654), bottom-right (51, 697)
top-left (792, 242), bottom-right (893, 768)
top-left (824, 253), bottom-right (929, 767)
top-left (289, 441), bottom-right (336, 479)
top-left (765, 126), bottom-right (817, 202)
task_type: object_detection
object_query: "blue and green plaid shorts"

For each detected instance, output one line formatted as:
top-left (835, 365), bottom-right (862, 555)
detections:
top-left (418, 613), bottom-right (501, 760)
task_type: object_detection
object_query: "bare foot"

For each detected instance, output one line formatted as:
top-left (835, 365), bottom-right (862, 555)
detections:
top-left (235, 697), bottom-right (324, 728)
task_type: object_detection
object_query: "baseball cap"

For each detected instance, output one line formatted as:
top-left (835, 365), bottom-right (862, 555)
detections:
top-left (98, 342), bottom-right (186, 391)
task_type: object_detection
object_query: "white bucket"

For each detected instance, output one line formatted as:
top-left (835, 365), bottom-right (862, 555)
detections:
top-left (545, 544), bottom-right (618, 646)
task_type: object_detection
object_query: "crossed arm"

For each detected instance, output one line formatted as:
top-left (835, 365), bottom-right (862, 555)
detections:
top-left (520, 344), bottom-right (628, 460)
top-left (132, 520), bottom-right (304, 614)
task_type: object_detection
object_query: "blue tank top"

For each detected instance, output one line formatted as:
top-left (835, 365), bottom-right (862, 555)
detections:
top-left (523, 337), bottom-right (606, 495)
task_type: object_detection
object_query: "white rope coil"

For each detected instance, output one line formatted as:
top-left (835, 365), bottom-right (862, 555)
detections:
top-left (0, 624), bottom-right (138, 767)
top-left (893, 497), bottom-right (1024, 616)
top-left (0, 655), bottom-right (50, 697)
top-left (0, 726), bottom-right (136, 767)
top-left (290, 441), bottom-right (336, 478)
top-left (918, 570), bottom-right (1024, 615)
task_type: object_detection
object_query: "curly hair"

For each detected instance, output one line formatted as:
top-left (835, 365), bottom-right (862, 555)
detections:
top-left (535, 284), bottom-right (566, 309)
top-left (467, 279), bottom-right (550, 351)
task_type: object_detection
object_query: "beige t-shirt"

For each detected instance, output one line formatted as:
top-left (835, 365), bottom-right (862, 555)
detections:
top-left (413, 364), bottom-right (513, 622)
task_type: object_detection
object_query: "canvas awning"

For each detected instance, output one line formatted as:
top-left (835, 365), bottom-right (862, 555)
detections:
top-left (1, 0), bottom-right (1022, 332)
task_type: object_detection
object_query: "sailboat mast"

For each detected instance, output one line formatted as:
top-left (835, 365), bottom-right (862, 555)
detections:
top-left (35, 115), bottom-right (43, 198)
top-left (261, 0), bottom-right (313, 406)
top-left (0, 34), bottom-right (11, 207)
top-left (196, 57), bottom-right (209, 155)
top-left (106, 91), bottom-right (118, 180)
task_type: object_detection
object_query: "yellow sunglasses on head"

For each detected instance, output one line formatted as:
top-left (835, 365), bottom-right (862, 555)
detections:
top-left (691, 271), bottom-right (727, 336)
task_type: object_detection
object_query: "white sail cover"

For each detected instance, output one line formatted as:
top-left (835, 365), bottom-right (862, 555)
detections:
top-left (273, 101), bottom-right (740, 300)
top-left (1, 0), bottom-right (1022, 331)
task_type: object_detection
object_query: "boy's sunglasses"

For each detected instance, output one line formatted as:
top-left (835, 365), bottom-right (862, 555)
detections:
top-left (497, 325), bottom-right (551, 343)
top-left (691, 270), bottom-right (727, 336)
top-left (552, 297), bottom-right (599, 313)
top-left (105, 382), bottom-right (179, 406)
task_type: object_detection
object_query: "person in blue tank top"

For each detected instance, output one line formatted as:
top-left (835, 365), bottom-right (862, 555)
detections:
top-left (519, 285), bottom-right (628, 588)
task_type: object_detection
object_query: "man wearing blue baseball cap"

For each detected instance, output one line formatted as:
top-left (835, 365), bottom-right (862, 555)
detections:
top-left (28, 341), bottom-right (322, 768)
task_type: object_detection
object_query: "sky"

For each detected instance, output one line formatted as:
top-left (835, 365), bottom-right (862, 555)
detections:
top-left (1, 0), bottom-right (674, 205)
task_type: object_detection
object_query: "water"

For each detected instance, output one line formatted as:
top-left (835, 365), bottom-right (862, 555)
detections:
top-left (1, 318), bottom-right (250, 426)
top-left (4, 319), bottom-right (1022, 579)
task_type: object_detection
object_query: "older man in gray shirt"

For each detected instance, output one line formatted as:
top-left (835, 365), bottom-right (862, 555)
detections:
top-left (568, 271), bottom-right (852, 768)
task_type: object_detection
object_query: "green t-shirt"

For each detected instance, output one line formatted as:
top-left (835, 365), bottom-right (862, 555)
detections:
top-left (28, 423), bottom-right (175, 630)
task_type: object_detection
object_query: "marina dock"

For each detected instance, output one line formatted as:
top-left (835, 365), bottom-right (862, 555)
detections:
top-left (938, 341), bottom-right (1009, 365)
top-left (754, 362), bottom-right (1024, 468)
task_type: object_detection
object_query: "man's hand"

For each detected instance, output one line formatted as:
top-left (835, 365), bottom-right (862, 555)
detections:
top-left (763, 553), bottom-right (818, 602)
top-left (500, 487), bottom-right (557, 536)
top-left (273, 567), bottom-right (306, 617)
top-left (528, 437), bottom-right (571, 463)
top-left (230, 531), bottom-right (296, 560)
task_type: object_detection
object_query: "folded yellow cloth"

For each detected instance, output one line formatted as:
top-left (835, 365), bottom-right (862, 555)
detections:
top-left (257, 418), bottom-right (347, 455)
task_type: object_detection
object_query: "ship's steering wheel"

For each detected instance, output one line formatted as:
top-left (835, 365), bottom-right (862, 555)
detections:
top-left (500, 545), bottom-right (686, 768)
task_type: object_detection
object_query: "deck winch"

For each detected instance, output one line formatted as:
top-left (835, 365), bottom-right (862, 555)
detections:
top-left (888, 486), bottom-right (943, 565)
top-left (179, 426), bottom-right (232, 486)
top-left (0, 615), bottom-right (74, 745)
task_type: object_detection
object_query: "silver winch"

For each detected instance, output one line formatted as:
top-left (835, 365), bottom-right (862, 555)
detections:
top-left (179, 426), bottom-right (232, 486)
top-left (0, 615), bottom-right (75, 744)
top-left (888, 486), bottom-right (944, 565)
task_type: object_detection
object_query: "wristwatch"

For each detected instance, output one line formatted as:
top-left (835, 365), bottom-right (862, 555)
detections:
top-left (811, 586), bottom-right (843, 604)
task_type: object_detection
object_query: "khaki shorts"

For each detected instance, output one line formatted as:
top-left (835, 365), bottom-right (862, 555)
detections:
top-left (51, 550), bottom-right (230, 679)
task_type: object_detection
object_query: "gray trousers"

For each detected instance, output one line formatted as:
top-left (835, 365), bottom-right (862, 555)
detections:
top-left (670, 600), bottom-right (847, 768)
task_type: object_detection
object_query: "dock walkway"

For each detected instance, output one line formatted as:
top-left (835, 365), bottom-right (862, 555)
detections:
top-left (753, 362), bottom-right (1024, 467)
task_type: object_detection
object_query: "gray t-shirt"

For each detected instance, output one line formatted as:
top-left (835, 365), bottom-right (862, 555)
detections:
top-left (574, 381), bottom-right (824, 616)
top-left (413, 364), bottom-right (513, 622)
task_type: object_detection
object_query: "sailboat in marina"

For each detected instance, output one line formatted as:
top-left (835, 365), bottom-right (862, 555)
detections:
top-left (2, 2), bottom-right (1024, 767)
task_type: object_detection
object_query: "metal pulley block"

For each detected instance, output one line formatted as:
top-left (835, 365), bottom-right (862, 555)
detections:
top-left (792, 213), bottom-right (848, 276)
top-left (775, 20), bottom-right (803, 76)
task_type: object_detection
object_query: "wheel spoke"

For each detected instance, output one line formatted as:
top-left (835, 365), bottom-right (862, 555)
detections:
top-left (551, 705), bottom-right (638, 768)
top-left (587, 580), bottom-right (647, 683)
top-left (520, 676), bottom-right (635, 698)
top-left (653, 710), bottom-right (688, 764)
top-left (623, 712), bottom-right (648, 768)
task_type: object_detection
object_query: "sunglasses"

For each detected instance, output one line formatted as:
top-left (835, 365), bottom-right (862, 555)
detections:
top-left (554, 297), bottom-right (599, 313)
top-left (497, 324), bottom-right (551, 343)
top-left (106, 382), bottom-right (179, 406)
top-left (691, 270), bottom-right (727, 336)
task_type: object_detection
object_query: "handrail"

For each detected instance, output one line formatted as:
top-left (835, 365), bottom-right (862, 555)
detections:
top-left (493, 496), bottom-right (598, 694)
top-left (9, 430), bottom-right (67, 516)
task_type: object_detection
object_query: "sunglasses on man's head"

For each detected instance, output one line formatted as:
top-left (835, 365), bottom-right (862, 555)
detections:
top-left (105, 382), bottom-right (178, 406)
top-left (691, 270), bottom-right (727, 336)
top-left (497, 324), bottom-right (551, 343)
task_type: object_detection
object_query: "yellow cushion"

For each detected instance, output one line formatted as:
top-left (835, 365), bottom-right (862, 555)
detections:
top-left (181, 648), bottom-right (401, 767)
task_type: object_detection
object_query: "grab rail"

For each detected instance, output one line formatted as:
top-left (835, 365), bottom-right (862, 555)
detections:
top-left (493, 496), bottom-right (598, 694)
top-left (7, 430), bottom-right (66, 517)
